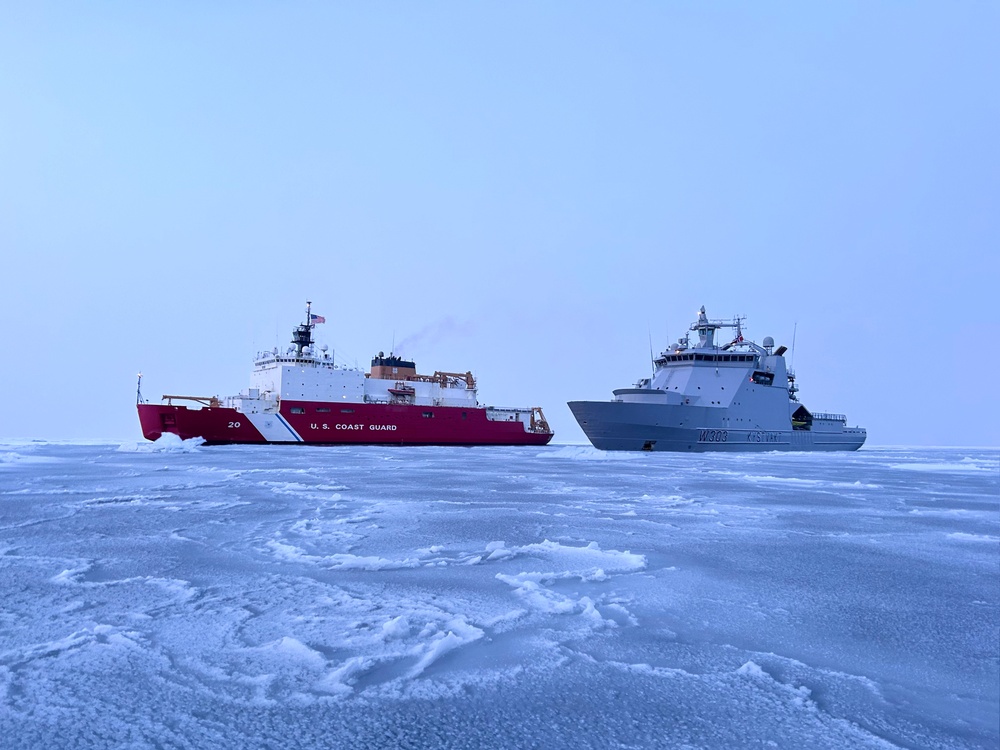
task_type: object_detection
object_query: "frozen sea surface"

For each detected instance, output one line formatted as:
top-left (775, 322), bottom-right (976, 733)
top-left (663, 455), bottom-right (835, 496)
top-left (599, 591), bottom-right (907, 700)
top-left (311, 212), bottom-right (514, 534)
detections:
top-left (0, 440), bottom-right (997, 749)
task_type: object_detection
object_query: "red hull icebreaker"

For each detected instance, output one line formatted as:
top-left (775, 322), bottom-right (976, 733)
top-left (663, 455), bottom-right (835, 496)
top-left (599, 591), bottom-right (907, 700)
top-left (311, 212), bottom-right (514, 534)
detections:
top-left (137, 302), bottom-right (554, 447)
top-left (138, 401), bottom-right (553, 446)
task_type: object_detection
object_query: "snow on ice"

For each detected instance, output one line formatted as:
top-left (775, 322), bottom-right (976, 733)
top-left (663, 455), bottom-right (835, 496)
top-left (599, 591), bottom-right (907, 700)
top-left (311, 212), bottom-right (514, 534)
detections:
top-left (0, 439), bottom-right (996, 749)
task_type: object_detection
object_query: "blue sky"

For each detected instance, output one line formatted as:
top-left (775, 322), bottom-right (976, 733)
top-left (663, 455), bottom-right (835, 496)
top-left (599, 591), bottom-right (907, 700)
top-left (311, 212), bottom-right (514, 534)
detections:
top-left (1, 3), bottom-right (997, 445)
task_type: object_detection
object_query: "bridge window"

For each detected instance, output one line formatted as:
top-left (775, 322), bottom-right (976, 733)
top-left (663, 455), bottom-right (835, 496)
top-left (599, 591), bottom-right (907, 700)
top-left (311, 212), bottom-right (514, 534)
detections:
top-left (422, 411), bottom-right (434, 418)
top-left (290, 407), bottom-right (305, 414)
top-left (341, 408), bottom-right (355, 414)
top-left (316, 407), bottom-right (331, 413)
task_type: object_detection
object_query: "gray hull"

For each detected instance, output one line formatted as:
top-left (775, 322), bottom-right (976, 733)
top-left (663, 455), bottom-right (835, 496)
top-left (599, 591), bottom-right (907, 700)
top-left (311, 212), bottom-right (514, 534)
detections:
top-left (568, 401), bottom-right (866, 453)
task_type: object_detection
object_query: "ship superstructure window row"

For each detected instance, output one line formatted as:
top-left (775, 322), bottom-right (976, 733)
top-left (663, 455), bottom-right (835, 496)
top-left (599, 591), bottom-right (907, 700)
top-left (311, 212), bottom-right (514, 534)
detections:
top-left (661, 353), bottom-right (757, 363)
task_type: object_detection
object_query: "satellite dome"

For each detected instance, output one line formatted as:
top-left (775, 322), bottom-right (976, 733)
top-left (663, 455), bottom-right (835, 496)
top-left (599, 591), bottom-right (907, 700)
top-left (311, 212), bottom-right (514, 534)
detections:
top-left (763, 336), bottom-right (774, 348)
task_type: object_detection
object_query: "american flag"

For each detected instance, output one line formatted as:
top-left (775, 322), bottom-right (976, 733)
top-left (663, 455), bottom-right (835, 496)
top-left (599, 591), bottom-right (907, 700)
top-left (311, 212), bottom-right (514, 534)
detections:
top-left (310, 313), bottom-right (326, 325)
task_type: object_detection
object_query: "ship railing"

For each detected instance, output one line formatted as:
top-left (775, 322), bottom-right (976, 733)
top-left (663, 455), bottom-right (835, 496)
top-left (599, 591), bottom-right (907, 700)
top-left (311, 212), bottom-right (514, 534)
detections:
top-left (408, 371), bottom-right (476, 389)
top-left (811, 412), bottom-right (846, 423)
top-left (162, 394), bottom-right (221, 408)
top-left (484, 406), bottom-right (552, 433)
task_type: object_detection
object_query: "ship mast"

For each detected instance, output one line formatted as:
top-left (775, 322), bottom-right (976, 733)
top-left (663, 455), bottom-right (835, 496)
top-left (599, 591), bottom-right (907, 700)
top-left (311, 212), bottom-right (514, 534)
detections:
top-left (292, 300), bottom-right (314, 356)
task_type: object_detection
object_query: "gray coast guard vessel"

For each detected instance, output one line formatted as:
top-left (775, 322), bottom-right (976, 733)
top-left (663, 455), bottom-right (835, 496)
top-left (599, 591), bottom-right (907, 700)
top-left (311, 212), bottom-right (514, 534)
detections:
top-left (568, 307), bottom-right (866, 452)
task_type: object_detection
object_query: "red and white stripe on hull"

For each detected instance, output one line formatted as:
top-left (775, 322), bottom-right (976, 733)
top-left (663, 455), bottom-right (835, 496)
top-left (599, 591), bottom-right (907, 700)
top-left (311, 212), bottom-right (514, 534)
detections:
top-left (137, 402), bottom-right (553, 446)
top-left (240, 409), bottom-right (305, 442)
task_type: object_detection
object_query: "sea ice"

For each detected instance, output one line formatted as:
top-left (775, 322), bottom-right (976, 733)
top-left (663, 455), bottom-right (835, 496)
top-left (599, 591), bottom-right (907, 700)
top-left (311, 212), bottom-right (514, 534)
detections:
top-left (0, 442), bottom-right (995, 748)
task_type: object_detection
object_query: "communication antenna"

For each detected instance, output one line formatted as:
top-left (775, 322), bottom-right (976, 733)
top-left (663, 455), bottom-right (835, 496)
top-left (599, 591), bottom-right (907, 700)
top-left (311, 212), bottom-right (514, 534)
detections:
top-left (648, 330), bottom-right (655, 375)
top-left (136, 372), bottom-right (144, 405)
top-left (791, 322), bottom-right (798, 369)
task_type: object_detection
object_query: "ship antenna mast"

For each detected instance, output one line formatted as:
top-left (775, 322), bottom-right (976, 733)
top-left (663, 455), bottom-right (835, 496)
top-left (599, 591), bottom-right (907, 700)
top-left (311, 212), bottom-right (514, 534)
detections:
top-left (292, 300), bottom-right (315, 356)
top-left (648, 329), bottom-right (655, 374)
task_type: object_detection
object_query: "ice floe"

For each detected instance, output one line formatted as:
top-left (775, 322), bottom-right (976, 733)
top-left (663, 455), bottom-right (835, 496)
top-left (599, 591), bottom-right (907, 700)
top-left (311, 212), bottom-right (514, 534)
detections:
top-left (0, 442), bottom-right (995, 749)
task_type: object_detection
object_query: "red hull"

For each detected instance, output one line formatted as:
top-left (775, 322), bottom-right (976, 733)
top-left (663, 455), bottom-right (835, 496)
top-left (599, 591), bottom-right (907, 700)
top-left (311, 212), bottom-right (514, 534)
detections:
top-left (137, 402), bottom-right (553, 446)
